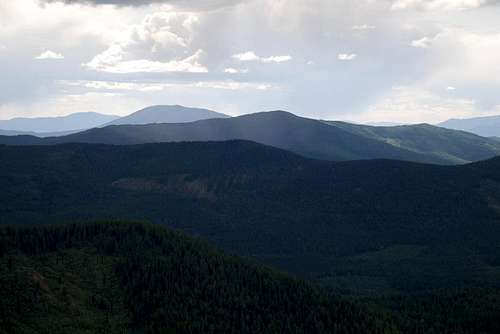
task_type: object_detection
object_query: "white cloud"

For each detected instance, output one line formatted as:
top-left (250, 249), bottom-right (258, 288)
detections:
top-left (262, 55), bottom-right (292, 63)
top-left (360, 86), bottom-right (479, 124)
top-left (35, 50), bottom-right (65, 60)
top-left (352, 24), bottom-right (376, 31)
top-left (61, 79), bottom-right (275, 91)
top-left (85, 11), bottom-right (208, 73)
top-left (232, 51), bottom-right (292, 63)
top-left (391, 0), bottom-right (490, 11)
top-left (65, 80), bottom-right (167, 92)
top-left (3, 0), bottom-right (500, 122)
top-left (192, 81), bottom-right (273, 90)
top-left (232, 51), bottom-right (260, 61)
top-left (410, 37), bottom-right (432, 48)
top-left (224, 67), bottom-right (249, 74)
top-left (86, 48), bottom-right (208, 73)
top-left (419, 29), bottom-right (500, 85)
top-left (338, 53), bottom-right (357, 61)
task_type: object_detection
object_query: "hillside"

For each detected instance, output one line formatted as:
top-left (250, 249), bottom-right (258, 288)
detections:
top-left (0, 221), bottom-right (392, 334)
top-left (439, 115), bottom-right (500, 137)
top-left (0, 112), bottom-right (119, 133)
top-left (324, 121), bottom-right (500, 164)
top-left (4, 111), bottom-right (500, 164)
top-left (107, 105), bottom-right (229, 126)
top-left (1, 141), bottom-right (500, 298)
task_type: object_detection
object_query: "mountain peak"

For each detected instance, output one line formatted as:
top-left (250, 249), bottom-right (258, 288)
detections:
top-left (108, 105), bottom-right (229, 126)
top-left (241, 110), bottom-right (303, 120)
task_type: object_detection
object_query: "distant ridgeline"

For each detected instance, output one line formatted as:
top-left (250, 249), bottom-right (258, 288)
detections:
top-left (0, 105), bottom-right (228, 138)
top-left (2, 111), bottom-right (500, 164)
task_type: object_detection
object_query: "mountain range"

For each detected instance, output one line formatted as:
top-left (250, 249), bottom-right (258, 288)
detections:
top-left (2, 140), bottom-right (500, 294)
top-left (0, 129), bottom-right (82, 137)
top-left (0, 112), bottom-right (119, 133)
top-left (439, 114), bottom-right (500, 137)
top-left (0, 105), bottom-right (228, 137)
top-left (2, 110), bottom-right (500, 165)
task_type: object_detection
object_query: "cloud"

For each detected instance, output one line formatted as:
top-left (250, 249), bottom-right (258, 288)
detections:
top-left (338, 53), bottom-right (357, 61)
top-left (61, 79), bottom-right (274, 91)
top-left (35, 50), bottom-right (65, 59)
top-left (352, 24), bottom-right (376, 31)
top-left (391, 0), bottom-right (494, 11)
top-left (41, 0), bottom-right (172, 4)
top-left (361, 86), bottom-right (479, 123)
top-left (224, 67), bottom-right (248, 74)
top-left (410, 37), bottom-right (432, 48)
top-left (232, 51), bottom-right (292, 63)
top-left (39, 0), bottom-right (245, 10)
top-left (263, 55), bottom-right (292, 63)
top-left (86, 48), bottom-right (208, 73)
top-left (232, 51), bottom-right (259, 61)
top-left (84, 11), bottom-right (209, 73)
top-left (4, 0), bottom-right (500, 123)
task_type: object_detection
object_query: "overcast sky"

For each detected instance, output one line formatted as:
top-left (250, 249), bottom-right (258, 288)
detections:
top-left (1, 0), bottom-right (500, 123)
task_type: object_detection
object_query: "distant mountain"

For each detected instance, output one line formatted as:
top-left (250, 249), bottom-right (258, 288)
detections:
top-left (324, 121), bottom-right (500, 164)
top-left (439, 115), bottom-right (500, 137)
top-left (365, 121), bottom-right (405, 126)
top-left (0, 112), bottom-right (119, 133)
top-left (3, 111), bottom-right (500, 165)
top-left (0, 129), bottom-right (80, 137)
top-left (107, 105), bottom-right (229, 126)
top-left (0, 221), bottom-right (387, 334)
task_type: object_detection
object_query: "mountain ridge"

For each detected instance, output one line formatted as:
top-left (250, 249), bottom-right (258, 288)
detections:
top-left (0, 112), bottom-right (119, 133)
top-left (2, 110), bottom-right (500, 165)
top-left (1, 140), bottom-right (500, 296)
top-left (439, 114), bottom-right (500, 137)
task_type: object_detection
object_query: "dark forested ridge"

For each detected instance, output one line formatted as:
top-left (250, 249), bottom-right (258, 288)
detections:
top-left (2, 111), bottom-right (500, 164)
top-left (2, 141), bottom-right (500, 332)
top-left (1, 140), bottom-right (500, 296)
top-left (0, 221), bottom-right (395, 334)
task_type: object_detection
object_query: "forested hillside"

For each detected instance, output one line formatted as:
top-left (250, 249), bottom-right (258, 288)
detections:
top-left (325, 121), bottom-right (500, 164)
top-left (0, 221), bottom-right (393, 334)
top-left (1, 141), bottom-right (500, 296)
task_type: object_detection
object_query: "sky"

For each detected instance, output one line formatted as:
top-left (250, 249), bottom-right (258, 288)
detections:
top-left (1, 0), bottom-right (500, 124)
